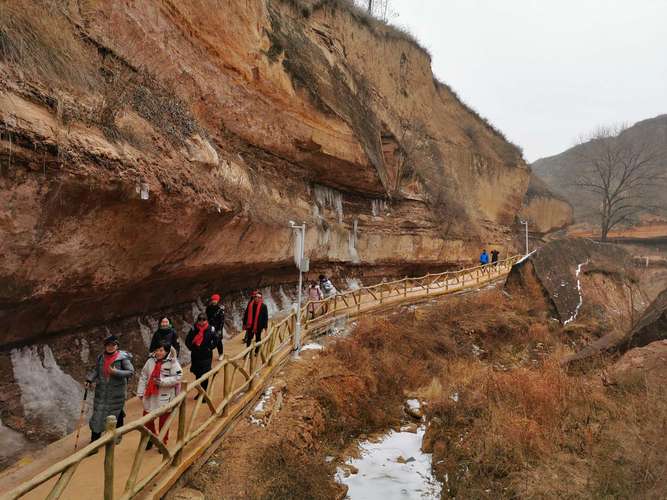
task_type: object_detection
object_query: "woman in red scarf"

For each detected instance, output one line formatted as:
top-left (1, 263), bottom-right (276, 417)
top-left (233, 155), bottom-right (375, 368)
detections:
top-left (137, 342), bottom-right (182, 449)
top-left (243, 291), bottom-right (269, 353)
top-left (185, 313), bottom-right (222, 396)
top-left (85, 335), bottom-right (134, 443)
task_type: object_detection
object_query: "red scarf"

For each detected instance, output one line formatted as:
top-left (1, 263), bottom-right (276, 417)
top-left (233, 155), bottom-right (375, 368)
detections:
top-left (245, 299), bottom-right (263, 334)
top-left (103, 351), bottom-right (120, 380)
top-left (144, 359), bottom-right (163, 398)
top-left (193, 321), bottom-right (209, 347)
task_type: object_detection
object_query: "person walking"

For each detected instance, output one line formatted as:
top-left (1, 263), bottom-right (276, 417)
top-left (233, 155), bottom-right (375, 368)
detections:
top-left (307, 281), bottom-right (323, 319)
top-left (149, 317), bottom-right (180, 355)
top-left (185, 313), bottom-right (223, 396)
top-left (479, 249), bottom-right (489, 266)
top-left (137, 342), bottom-right (182, 449)
top-left (243, 291), bottom-right (269, 353)
top-left (318, 274), bottom-right (337, 298)
top-left (206, 294), bottom-right (225, 340)
top-left (85, 335), bottom-right (134, 443)
top-left (491, 249), bottom-right (500, 265)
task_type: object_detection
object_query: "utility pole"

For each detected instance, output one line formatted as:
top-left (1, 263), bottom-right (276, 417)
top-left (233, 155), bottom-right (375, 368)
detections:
top-left (289, 221), bottom-right (307, 353)
top-left (520, 220), bottom-right (529, 255)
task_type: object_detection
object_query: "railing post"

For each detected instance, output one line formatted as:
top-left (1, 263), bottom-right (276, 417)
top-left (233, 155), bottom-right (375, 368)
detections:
top-left (403, 278), bottom-right (407, 297)
top-left (222, 361), bottom-right (232, 416)
top-left (174, 399), bottom-right (187, 464)
top-left (104, 415), bottom-right (117, 500)
top-left (249, 342), bottom-right (257, 390)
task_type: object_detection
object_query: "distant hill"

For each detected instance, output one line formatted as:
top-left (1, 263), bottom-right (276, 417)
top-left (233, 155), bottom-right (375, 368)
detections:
top-left (532, 114), bottom-right (667, 222)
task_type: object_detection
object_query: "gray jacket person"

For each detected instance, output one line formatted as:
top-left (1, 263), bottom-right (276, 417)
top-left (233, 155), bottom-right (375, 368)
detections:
top-left (86, 335), bottom-right (134, 442)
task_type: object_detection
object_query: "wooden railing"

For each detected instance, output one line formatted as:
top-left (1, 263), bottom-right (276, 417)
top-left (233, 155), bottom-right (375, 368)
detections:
top-left (2, 256), bottom-right (519, 500)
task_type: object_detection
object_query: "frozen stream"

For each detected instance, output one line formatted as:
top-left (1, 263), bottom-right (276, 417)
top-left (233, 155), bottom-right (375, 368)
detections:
top-left (336, 426), bottom-right (441, 499)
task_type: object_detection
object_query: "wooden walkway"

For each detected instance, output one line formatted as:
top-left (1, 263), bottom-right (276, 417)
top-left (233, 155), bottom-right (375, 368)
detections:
top-left (0, 256), bottom-right (519, 500)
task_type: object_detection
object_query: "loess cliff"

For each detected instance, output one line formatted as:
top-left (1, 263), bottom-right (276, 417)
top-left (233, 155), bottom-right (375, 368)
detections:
top-left (0, 0), bottom-right (536, 347)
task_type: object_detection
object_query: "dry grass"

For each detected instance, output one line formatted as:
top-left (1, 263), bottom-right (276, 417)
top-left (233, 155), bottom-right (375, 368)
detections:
top-left (203, 287), bottom-right (666, 499)
top-left (309, 312), bottom-right (455, 446)
top-left (249, 440), bottom-right (341, 500)
top-left (0, 0), bottom-right (97, 90)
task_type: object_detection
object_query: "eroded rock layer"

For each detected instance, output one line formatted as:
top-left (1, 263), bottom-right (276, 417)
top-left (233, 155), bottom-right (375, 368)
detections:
top-left (0, 0), bottom-right (531, 347)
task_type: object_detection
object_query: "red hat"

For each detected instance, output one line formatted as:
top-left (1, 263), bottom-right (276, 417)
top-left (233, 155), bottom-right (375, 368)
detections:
top-left (250, 290), bottom-right (258, 297)
top-left (211, 294), bottom-right (221, 302)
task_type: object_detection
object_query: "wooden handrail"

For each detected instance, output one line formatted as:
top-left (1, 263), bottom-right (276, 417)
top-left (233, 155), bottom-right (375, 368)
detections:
top-left (2, 255), bottom-right (520, 500)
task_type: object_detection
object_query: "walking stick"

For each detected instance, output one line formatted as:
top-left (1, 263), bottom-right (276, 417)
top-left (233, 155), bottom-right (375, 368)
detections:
top-left (74, 386), bottom-right (89, 451)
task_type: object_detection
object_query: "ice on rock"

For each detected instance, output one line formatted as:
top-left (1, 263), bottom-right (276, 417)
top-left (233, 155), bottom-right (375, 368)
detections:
top-left (346, 278), bottom-right (362, 290)
top-left (10, 345), bottom-right (84, 436)
top-left (0, 418), bottom-right (27, 462)
top-left (137, 318), bottom-right (153, 349)
top-left (261, 287), bottom-right (280, 316)
top-left (314, 184), bottom-right (344, 223)
top-left (79, 338), bottom-right (90, 364)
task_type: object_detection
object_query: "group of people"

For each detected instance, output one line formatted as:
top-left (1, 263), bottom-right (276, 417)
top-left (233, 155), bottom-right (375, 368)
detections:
top-left (306, 274), bottom-right (337, 318)
top-left (479, 248), bottom-right (500, 266)
top-left (85, 291), bottom-right (271, 449)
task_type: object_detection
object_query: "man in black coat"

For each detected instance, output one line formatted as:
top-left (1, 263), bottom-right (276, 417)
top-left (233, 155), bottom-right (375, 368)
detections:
top-left (243, 291), bottom-right (269, 353)
top-left (149, 317), bottom-right (180, 355)
top-left (491, 249), bottom-right (500, 265)
top-left (206, 294), bottom-right (225, 338)
top-left (185, 313), bottom-right (223, 395)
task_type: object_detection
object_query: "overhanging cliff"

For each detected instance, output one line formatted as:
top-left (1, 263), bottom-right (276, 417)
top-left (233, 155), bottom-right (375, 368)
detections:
top-left (0, 0), bottom-right (531, 346)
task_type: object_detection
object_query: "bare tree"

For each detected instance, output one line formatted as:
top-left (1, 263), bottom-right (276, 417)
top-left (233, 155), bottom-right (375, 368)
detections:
top-left (573, 125), bottom-right (666, 241)
top-left (358, 0), bottom-right (394, 21)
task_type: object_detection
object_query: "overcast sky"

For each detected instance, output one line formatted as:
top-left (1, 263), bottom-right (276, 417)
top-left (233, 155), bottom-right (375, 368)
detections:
top-left (389, 0), bottom-right (667, 162)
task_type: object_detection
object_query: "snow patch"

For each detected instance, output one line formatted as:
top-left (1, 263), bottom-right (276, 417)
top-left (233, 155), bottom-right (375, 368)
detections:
top-left (336, 426), bottom-right (441, 499)
top-left (10, 346), bottom-right (84, 436)
top-left (515, 249), bottom-right (537, 265)
top-left (250, 387), bottom-right (274, 426)
top-left (563, 259), bottom-right (590, 325)
top-left (406, 399), bottom-right (421, 411)
top-left (301, 343), bottom-right (323, 351)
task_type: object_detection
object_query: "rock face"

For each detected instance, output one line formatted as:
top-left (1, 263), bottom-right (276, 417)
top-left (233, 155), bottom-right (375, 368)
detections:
top-left (519, 174), bottom-right (573, 234)
top-left (506, 239), bottom-right (667, 366)
top-left (623, 288), bottom-right (667, 351)
top-left (0, 0), bottom-right (531, 347)
top-left (607, 340), bottom-right (667, 390)
top-left (505, 239), bottom-right (644, 326)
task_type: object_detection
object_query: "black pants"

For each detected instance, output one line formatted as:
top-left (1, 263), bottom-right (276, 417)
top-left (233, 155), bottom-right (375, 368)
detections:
top-left (192, 365), bottom-right (211, 392)
top-left (91, 409), bottom-right (125, 442)
top-left (244, 329), bottom-right (262, 353)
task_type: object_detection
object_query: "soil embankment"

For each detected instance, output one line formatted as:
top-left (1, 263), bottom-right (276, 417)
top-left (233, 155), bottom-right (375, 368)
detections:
top-left (182, 276), bottom-right (666, 499)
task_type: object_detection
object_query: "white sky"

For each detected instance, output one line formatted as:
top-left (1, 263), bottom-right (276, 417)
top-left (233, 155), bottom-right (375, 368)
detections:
top-left (389, 0), bottom-right (667, 161)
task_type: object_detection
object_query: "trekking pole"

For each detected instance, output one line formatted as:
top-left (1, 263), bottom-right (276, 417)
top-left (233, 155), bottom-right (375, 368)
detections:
top-left (74, 386), bottom-right (89, 451)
